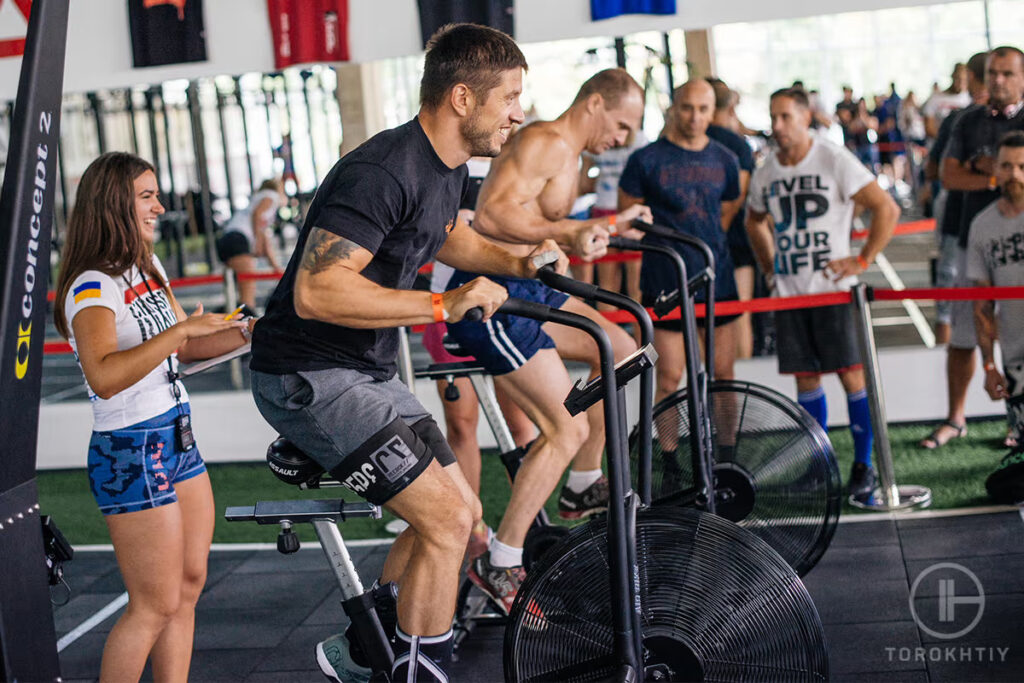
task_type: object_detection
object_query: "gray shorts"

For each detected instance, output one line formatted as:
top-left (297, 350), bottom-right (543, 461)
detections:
top-left (949, 245), bottom-right (978, 350)
top-left (251, 368), bottom-right (455, 504)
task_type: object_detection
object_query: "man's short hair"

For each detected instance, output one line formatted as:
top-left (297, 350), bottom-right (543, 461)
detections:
top-left (770, 87), bottom-right (810, 109)
top-left (420, 24), bottom-right (528, 111)
top-left (967, 51), bottom-right (989, 82)
top-left (572, 68), bottom-right (643, 109)
top-left (705, 77), bottom-right (734, 111)
top-left (998, 130), bottom-right (1024, 153)
top-left (989, 45), bottom-right (1024, 71)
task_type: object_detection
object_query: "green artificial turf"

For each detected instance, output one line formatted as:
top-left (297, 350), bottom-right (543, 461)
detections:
top-left (36, 418), bottom-right (1011, 546)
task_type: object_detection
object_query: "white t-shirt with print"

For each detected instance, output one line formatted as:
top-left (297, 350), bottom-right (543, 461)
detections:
top-left (64, 254), bottom-right (188, 431)
top-left (966, 202), bottom-right (1024, 364)
top-left (747, 137), bottom-right (876, 297)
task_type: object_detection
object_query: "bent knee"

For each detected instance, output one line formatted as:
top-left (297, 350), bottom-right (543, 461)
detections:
top-left (416, 499), bottom-right (474, 551)
top-left (545, 414), bottom-right (589, 459)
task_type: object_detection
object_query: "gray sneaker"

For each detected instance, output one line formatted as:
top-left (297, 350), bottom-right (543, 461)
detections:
top-left (316, 632), bottom-right (371, 683)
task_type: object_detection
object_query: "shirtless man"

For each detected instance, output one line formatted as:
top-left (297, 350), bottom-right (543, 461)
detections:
top-left (442, 68), bottom-right (652, 610)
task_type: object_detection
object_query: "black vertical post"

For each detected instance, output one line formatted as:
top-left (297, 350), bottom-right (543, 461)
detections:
top-left (159, 85), bottom-right (179, 210)
top-left (214, 83), bottom-right (235, 211)
top-left (233, 76), bottom-right (255, 192)
top-left (55, 140), bottom-right (68, 238)
top-left (125, 88), bottom-right (140, 154)
top-left (614, 37), bottom-right (627, 68)
top-left (0, 0), bottom-right (69, 679)
top-left (86, 91), bottom-right (106, 154)
top-left (300, 69), bottom-right (319, 180)
top-left (186, 81), bottom-right (218, 271)
top-left (143, 86), bottom-right (164, 194)
top-left (662, 32), bottom-right (675, 95)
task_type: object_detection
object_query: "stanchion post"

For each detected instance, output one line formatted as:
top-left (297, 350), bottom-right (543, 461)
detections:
top-left (223, 269), bottom-right (243, 390)
top-left (850, 283), bottom-right (931, 511)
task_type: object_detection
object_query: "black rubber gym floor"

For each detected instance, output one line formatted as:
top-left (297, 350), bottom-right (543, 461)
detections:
top-left (52, 509), bottom-right (1023, 682)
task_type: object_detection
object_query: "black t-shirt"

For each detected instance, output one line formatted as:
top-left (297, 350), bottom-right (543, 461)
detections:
top-left (251, 118), bottom-right (468, 379)
top-left (944, 103), bottom-right (1024, 246)
top-left (931, 106), bottom-right (969, 238)
top-left (707, 124), bottom-right (754, 232)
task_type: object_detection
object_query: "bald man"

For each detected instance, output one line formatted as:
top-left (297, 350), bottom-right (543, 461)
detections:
top-left (441, 68), bottom-right (651, 611)
top-left (620, 79), bottom-right (742, 404)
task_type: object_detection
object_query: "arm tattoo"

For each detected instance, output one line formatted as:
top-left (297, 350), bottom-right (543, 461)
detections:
top-left (300, 227), bottom-right (360, 275)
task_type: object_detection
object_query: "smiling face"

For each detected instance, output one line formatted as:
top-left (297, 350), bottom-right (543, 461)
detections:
top-left (133, 170), bottom-right (164, 244)
top-left (460, 68), bottom-right (526, 157)
top-left (586, 88), bottom-right (644, 155)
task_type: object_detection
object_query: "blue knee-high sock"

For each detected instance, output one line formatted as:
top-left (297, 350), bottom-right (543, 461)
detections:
top-left (798, 387), bottom-right (828, 433)
top-left (847, 389), bottom-right (874, 466)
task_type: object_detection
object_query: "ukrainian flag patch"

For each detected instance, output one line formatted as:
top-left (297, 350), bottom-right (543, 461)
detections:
top-left (73, 281), bottom-right (102, 303)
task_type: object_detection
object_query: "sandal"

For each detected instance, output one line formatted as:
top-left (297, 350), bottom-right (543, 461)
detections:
top-left (919, 421), bottom-right (967, 450)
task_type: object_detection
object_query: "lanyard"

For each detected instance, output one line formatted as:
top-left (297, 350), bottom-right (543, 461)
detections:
top-left (123, 272), bottom-right (184, 411)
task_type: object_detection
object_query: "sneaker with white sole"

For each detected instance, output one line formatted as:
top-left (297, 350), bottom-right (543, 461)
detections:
top-left (316, 632), bottom-right (371, 683)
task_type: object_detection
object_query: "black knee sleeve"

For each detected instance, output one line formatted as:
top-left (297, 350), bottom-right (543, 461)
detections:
top-left (329, 417), bottom-right (434, 505)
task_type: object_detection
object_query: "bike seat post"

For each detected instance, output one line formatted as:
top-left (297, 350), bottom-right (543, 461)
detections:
top-left (311, 519), bottom-right (365, 600)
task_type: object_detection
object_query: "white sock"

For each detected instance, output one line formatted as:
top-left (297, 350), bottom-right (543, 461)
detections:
top-left (488, 537), bottom-right (523, 568)
top-left (565, 468), bottom-right (602, 493)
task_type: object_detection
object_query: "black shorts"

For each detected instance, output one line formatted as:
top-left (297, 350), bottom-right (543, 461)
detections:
top-left (775, 303), bottom-right (862, 375)
top-left (216, 231), bottom-right (251, 263)
top-left (642, 292), bottom-right (741, 330)
top-left (727, 225), bottom-right (756, 269)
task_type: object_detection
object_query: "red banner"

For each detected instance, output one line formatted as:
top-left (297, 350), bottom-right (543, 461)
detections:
top-left (267, 0), bottom-right (348, 69)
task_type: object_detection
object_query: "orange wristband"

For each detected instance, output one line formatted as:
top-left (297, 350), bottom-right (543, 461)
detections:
top-left (856, 255), bottom-right (869, 271)
top-left (607, 214), bottom-right (617, 234)
top-left (431, 292), bottom-right (446, 323)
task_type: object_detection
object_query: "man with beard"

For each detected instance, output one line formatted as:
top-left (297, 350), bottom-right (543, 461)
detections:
top-left (441, 68), bottom-right (651, 612)
top-left (968, 131), bottom-right (1024, 502)
top-left (248, 24), bottom-right (566, 683)
top-left (926, 45), bottom-right (1024, 451)
top-left (746, 87), bottom-right (899, 502)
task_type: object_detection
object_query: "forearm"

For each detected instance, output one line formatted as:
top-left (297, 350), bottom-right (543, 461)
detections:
top-left (436, 226), bottom-right (526, 278)
top-left (476, 202), bottom-right (606, 253)
top-left (295, 271), bottom-right (436, 328)
top-left (941, 159), bottom-right (994, 192)
top-left (721, 199), bottom-right (742, 231)
top-left (974, 301), bottom-right (998, 364)
top-left (82, 326), bottom-right (188, 399)
top-left (178, 325), bottom-right (249, 363)
top-left (859, 201), bottom-right (899, 263)
top-left (745, 214), bottom-right (775, 275)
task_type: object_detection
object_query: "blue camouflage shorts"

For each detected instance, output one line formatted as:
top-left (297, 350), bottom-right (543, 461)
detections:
top-left (87, 405), bottom-right (206, 516)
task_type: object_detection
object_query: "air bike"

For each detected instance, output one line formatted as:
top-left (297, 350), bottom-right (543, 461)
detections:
top-left (613, 220), bottom-right (842, 577)
top-left (222, 273), bottom-right (829, 680)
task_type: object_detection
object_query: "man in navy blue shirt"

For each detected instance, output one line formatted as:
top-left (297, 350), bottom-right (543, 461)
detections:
top-left (620, 79), bottom-right (741, 404)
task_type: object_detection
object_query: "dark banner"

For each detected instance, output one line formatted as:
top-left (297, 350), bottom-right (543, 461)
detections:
top-left (267, 0), bottom-right (348, 70)
top-left (590, 0), bottom-right (676, 21)
top-left (416, 0), bottom-right (514, 47)
top-left (0, 0), bottom-right (69, 675)
top-left (128, 0), bottom-right (207, 68)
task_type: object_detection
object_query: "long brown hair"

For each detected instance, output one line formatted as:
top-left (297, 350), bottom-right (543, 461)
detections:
top-left (54, 152), bottom-right (166, 339)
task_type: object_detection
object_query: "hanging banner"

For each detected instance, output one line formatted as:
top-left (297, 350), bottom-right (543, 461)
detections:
top-left (590, 0), bottom-right (676, 21)
top-left (0, 0), bottom-right (68, 677)
top-left (128, 0), bottom-right (207, 68)
top-left (415, 0), bottom-right (514, 47)
top-left (267, 0), bottom-right (349, 70)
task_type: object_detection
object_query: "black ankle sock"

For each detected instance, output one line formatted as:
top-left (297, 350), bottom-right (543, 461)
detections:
top-left (345, 580), bottom-right (399, 667)
top-left (391, 626), bottom-right (452, 682)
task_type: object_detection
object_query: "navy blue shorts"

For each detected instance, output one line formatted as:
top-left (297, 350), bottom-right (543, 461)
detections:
top-left (88, 405), bottom-right (206, 516)
top-left (444, 271), bottom-right (569, 375)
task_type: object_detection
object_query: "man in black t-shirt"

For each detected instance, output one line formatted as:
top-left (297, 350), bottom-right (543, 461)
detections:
top-left (924, 45), bottom-right (1024, 452)
top-left (250, 25), bottom-right (567, 683)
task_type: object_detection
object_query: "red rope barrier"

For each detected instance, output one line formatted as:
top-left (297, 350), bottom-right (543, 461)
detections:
top-left (873, 286), bottom-right (1024, 302)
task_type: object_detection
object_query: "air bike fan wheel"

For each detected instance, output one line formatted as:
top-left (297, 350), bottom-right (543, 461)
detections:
top-left (504, 506), bottom-right (829, 682)
top-left (630, 380), bottom-right (841, 577)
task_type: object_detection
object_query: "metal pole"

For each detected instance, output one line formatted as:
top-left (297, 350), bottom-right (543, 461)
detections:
top-left (214, 83), bottom-right (235, 211)
top-left (662, 32), bottom-right (675, 95)
top-left (850, 283), bottom-right (931, 511)
top-left (614, 37), bottom-right (627, 68)
top-left (125, 88), bottom-right (140, 154)
top-left (396, 327), bottom-right (415, 391)
top-left (983, 0), bottom-right (993, 50)
top-left (233, 76), bottom-right (256, 192)
top-left (185, 81), bottom-right (218, 272)
top-left (159, 85), bottom-right (179, 210)
top-left (222, 269), bottom-right (243, 390)
top-left (86, 91), bottom-right (106, 154)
